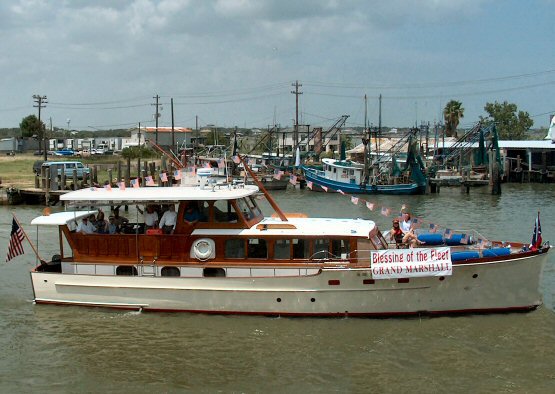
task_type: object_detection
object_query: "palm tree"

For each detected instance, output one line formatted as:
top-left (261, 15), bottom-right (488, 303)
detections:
top-left (443, 100), bottom-right (464, 138)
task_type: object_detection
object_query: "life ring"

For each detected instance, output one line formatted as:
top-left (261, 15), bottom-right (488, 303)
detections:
top-left (191, 238), bottom-right (214, 260)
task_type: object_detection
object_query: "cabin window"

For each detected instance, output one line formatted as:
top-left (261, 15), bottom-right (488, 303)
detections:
top-left (237, 198), bottom-right (254, 220)
top-left (247, 238), bottom-right (267, 259)
top-left (313, 239), bottom-right (330, 258)
top-left (116, 266), bottom-right (138, 276)
top-left (274, 239), bottom-right (291, 259)
top-left (161, 266), bottom-right (180, 277)
top-left (247, 196), bottom-right (262, 217)
top-left (213, 200), bottom-right (238, 223)
top-left (204, 267), bottom-right (226, 277)
top-left (292, 239), bottom-right (309, 259)
top-left (350, 170), bottom-right (354, 176)
top-left (225, 239), bottom-right (245, 258)
top-left (331, 239), bottom-right (350, 258)
top-left (333, 168), bottom-right (336, 173)
top-left (198, 201), bottom-right (210, 222)
top-left (183, 202), bottom-right (205, 223)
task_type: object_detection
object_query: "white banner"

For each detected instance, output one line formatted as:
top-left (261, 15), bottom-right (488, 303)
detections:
top-left (370, 247), bottom-right (452, 279)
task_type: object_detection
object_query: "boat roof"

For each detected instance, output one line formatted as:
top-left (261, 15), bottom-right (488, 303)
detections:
top-left (31, 210), bottom-right (97, 226)
top-left (193, 217), bottom-right (375, 238)
top-left (60, 185), bottom-right (259, 204)
top-left (321, 158), bottom-right (364, 169)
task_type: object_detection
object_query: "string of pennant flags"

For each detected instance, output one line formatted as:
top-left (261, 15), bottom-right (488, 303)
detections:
top-left (286, 176), bottom-right (490, 246)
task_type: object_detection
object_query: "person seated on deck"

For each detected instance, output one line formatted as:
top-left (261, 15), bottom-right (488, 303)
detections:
top-left (389, 218), bottom-right (423, 248)
top-left (159, 204), bottom-right (177, 234)
top-left (136, 204), bottom-right (159, 232)
top-left (76, 216), bottom-right (95, 234)
top-left (401, 212), bottom-right (412, 232)
top-left (111, 207), bottom-right (129, 227)
top-left (95, 210), bottom-right (108, 234)
top-left (107, 215), bottom-right (119, 234)
top-left (184, 203), bottom-right (201, 225)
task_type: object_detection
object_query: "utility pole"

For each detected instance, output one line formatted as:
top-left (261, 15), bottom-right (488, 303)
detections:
top-left (138, 122), bottom-right (141, 148)
top-left (152, 94), bottom-right (160, 145)
top-left (378, 94), bottom-right (382, 135)
top-left (291, 80), bottom-right (302, 150)
top-left (33, 94), bottom-right (48, 161)
top-left (171, 98), bottom-right (175, 150)
top-left (195, 115), bottom-right (199, 148)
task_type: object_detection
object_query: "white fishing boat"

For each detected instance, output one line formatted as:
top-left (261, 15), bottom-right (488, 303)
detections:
top-left (27, 169), bottom-right (550, 316)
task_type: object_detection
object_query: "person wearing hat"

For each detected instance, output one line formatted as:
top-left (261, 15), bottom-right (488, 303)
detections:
top-left (390, 218), bottom-right (423, 248)
top-left (76, 216), bottom-right (95, 234)
top-left (107, 215), bottom-right (119, 234)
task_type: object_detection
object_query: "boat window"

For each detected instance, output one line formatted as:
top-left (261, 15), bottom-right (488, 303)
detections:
top-left (274, 239), bottom-right (291, 259)
top-left (331, 239), bottom-right (350, 258)
top-left (333, 168), bottom-right (336, 173)
top-left (225, 239), bottom-right (245, 258)
top-left (116, 266), bottom-right (138, 276)
top-left (213, 200), bottom-right (238, 223)
top-left (369, 228), bottom-right (387, 250)
top-left (203, 267), bottom-right (226, 277)
top-left (292, 239), bottom-right (309, 259)
top-left (247, 238), bottom-right (267, 259)
top-left (237, 198), bottom-right (254, 220)
top-left (247, 196), bottom-right (262, 217)
top-left (313, 239), bottom-right (330, 258)
top-left (198, 201), bottom-right (210, 222)
top-left (350, 170), bottom-right (354, 176)
top-left (161, 267), bottom-right (180, 277)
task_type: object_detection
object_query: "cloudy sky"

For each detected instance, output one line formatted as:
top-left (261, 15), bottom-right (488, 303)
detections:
top-left (1, 0), bottom-right (554, 132)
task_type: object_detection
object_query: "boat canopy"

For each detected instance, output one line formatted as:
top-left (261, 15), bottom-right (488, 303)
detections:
top-left (31, 210), bottom-right (97, 226)
top-left (59, 185), bottom-right (259, 204)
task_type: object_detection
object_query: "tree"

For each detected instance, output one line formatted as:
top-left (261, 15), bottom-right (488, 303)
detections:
top-left (20, 114), bottom-right (45, 138)
top-left (483, 101), bottom-right (533, 140)
top-left (443, 100), bottom-right (464, 138)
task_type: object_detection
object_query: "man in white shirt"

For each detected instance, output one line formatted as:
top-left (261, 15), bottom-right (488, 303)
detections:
top-left (159, 205), bottom-right (178, 234)
top-left (401, 212), bottom-right (412, 232)
top-left (137, 205), bottom-right (159, 231)
top-left (76, 217), bottom-right (95, 234)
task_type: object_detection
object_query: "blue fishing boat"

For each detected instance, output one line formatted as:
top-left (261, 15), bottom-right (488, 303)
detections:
top-left (303, 158), bottom-right (426, 194)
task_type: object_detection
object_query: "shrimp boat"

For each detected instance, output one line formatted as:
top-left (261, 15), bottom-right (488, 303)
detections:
top-left (28, 167), bottom-right (550, 316)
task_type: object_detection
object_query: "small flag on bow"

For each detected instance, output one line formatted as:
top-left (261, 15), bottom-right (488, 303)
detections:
top-left (366, 201), bottom-right (375, 211)
top-left (351, 196), bottom-right (359, 205)
top-left (531, 212), bottom-right (543, 250)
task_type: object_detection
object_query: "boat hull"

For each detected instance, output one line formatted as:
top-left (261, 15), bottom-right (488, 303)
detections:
top-left (30, 252), bottom-right (548, 316)
top-left (303, 168), bottom-right (426, 195)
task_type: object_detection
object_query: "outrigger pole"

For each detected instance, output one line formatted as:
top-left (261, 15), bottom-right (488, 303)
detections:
top-left (238, 154), bottom-right (288, 222)
top-left (12, 213), bottom-right (46, 264)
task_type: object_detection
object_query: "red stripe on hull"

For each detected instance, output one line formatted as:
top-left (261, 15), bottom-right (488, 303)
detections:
top-left (34, 299), bottom-right (540, 317)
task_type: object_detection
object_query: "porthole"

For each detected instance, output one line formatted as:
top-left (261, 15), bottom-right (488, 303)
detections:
top-left (161, 266), bottom-right (180, 277)
top-left (276, 298), bottom-right (282, 302)
top-left (203, 267), bottom-right (226, 277)
top-left (472, 274), bottom-right (478, 279)
top-left (310, 298), bottom-right (315, 302)
top-left (116, 266), bottom-right (138, 276)
top-left (439, 276), bottom-right (445, 281)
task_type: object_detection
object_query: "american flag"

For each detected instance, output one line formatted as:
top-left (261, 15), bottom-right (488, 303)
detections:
top-left (381, 207), bottom-right (391, 216)
top-left (117, 181), bottom-right (126, 191)
top-left (321, 185), bottom-right (328, 192)
top-left (429, 223), bottom-right (437, 233)
top-left (337, 189), bottom-right (345, 195)
top-left (460, 233), bottom-right (469, 244)
top-left (146, 176), bottom-right (155, 186)
top-left (6, 218), bottom-right (25, 262)
top-left (289, 175), bottom-right (297, 185)
top-left (232, 155), bottom-right (241, 164)
top-left (173, 170), bottom-right (182, 180)
top-left (131, 179), bottom-right (140, 188)
top-left (531, 212), bottom-right (543, 250)
top-left (273, 172), bottom-right (282, 180)
top-left (307, 181), bottom-right (313, 190)
top-left (351, 196), bottom-right (359, 205)
top-left (366, 201), bottom-right (375, 211)
top-left (217, 159), bottom-right (225, 169)
top-left (444, 228), bottom-right (452, 239)
top-left (411, 218), bottom-right (420, 228)
top-left (160, 172), bottom-right (168, 182)
top-left (104, 184), bottom-right (112, 191)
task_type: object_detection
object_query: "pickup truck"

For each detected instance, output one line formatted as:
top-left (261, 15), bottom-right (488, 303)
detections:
top-left (38, 161), bottom-right (90, 179)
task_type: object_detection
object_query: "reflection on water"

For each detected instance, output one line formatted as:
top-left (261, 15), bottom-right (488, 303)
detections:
top-left (0, 183), bottom-right (554, 392)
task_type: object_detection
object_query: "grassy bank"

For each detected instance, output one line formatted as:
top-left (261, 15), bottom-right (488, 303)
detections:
top-left (0, 153), bottom-right (159, 188)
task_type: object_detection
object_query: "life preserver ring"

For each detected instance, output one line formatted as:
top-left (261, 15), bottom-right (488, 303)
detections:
top-left (191, 238), bottom-right (214, 260)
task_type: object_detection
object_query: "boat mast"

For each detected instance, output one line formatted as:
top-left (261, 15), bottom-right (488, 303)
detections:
top-left (363, 94), bottom-right (369, 182)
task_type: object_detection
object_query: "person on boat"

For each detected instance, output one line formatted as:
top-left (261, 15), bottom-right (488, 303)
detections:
top-left (111, 207), bottom-right (129, 227)
top-left (159, 204), bottom-right (177, 234)
top-left (95, 211), bottom-right (108, 233)
top-left (184, 203), bottom-right (201, 224)
top-left (136, 204), bottom-right (159, 232)
top-left (390, 218), bottom-right (423, 248)
top-left (76, 217), bottom-right (95, 234)
top-left (107, 216), bottom-right (119, 234)
top-left (390, 219), bottom-right (405, 244)
top-left (401, 212), bottom-right (412, 232)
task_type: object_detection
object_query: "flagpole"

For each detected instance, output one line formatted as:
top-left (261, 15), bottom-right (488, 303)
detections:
top-left (12, 213), bottom-right (45, 263)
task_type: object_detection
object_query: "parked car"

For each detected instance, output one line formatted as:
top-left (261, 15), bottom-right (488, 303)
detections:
top-left (40, 161), bottom-right (90, 179)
